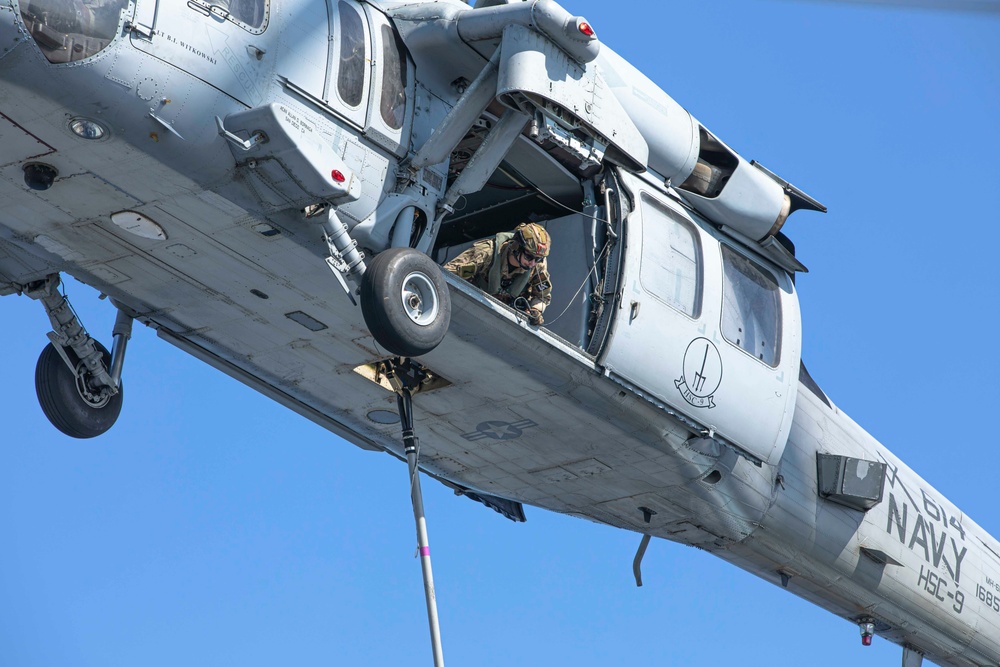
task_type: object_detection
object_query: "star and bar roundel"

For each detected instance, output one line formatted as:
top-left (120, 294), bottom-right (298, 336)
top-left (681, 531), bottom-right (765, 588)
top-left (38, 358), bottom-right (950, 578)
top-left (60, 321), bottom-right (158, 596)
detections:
top-left (461, 419), bottom-right (538, 442)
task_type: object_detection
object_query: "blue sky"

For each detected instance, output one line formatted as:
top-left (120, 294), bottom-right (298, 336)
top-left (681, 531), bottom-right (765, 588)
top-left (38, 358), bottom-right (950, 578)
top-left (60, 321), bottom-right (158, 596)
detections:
top-left (1, 1), bottom-right (999, 666)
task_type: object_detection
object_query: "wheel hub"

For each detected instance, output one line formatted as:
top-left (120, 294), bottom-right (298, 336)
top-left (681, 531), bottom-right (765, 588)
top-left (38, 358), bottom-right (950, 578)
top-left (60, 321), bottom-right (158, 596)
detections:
top-left (74, 362), bottom-right (112, 408)
top-left (400, 271), bottom-right (439, 327)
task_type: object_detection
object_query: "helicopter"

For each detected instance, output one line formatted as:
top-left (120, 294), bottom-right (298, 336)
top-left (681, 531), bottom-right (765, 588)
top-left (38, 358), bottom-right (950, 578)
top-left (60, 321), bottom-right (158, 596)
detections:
top-left (1, 1), bottom-right (1000, 667)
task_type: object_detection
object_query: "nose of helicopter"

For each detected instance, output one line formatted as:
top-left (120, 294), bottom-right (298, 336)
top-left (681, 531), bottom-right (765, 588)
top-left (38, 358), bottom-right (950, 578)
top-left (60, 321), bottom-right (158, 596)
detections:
top-left (14, 0), bottom-right (131, 64)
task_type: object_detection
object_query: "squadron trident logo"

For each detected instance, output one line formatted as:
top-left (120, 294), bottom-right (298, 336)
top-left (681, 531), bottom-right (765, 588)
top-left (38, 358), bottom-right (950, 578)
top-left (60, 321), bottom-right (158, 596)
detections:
top-left (675, 338), bottom-right (723, 408)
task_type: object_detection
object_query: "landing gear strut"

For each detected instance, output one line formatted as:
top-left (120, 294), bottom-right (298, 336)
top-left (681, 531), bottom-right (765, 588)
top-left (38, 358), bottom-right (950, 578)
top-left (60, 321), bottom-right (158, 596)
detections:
top-left (26, 275), bottom-right (132, 438)
top-left (313, 205), bottom-right (451, 357)
top-left (382, 359), bottom-right (446, 667)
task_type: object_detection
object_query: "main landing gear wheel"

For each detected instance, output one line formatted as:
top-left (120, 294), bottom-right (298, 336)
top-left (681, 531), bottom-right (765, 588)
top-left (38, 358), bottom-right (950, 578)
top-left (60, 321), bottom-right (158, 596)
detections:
top-left (360, 247), bottom-right (451, 357)
top-left (35, 341), bottom-right (123, 439)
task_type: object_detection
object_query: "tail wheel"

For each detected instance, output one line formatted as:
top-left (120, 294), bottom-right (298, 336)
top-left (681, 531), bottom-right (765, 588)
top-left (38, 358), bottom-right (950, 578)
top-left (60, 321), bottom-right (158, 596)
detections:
top-left (35, 341), bottom-right (123, 438)
top-left (360, 248), bottom-right (451, 357)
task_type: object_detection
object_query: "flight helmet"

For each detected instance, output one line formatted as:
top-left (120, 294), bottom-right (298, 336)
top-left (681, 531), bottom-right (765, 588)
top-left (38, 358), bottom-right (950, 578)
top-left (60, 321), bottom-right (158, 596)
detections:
top-left (513, 223), bottom-right (551, 260)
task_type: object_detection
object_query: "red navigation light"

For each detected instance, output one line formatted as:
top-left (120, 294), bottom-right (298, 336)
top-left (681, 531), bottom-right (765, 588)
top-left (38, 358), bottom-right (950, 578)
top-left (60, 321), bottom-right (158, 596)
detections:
top-left (578, 21), bottom-right (595, 37)
top-left (331, 169), bottom-right (346, 183)
top-left (858, 620), bottom-right (875, 647)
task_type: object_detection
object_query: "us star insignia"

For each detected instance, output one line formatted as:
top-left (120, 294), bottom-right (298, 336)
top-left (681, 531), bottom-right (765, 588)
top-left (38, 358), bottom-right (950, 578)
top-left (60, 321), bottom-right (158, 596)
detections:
top-left (462, 419), bottom-right (538, 442)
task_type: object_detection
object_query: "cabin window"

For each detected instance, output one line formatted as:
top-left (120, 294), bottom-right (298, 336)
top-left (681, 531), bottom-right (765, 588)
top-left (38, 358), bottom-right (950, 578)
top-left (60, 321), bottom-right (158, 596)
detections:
top-left (379, 25), bottom-right (407, 130)
top-left (337, 3), bottom-right (366, 108)
top-left (639, 196), bottom-right (701, 318)
top-left (721, 245), bottom-right (781, 366)
top-left (224, 0), bottom-right (267, 29)
top-left (187, 0), bottom-right (269, 32)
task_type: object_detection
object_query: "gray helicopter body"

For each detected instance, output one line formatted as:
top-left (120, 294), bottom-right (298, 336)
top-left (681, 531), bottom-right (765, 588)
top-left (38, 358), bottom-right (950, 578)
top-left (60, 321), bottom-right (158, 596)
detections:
top-left (1, 1), bottom-right (998, 665)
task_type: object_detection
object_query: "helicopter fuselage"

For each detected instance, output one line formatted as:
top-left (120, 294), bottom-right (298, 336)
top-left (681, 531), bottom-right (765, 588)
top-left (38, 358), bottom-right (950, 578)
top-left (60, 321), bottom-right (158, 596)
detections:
top-left (1, 1), bottom-right (998, 665)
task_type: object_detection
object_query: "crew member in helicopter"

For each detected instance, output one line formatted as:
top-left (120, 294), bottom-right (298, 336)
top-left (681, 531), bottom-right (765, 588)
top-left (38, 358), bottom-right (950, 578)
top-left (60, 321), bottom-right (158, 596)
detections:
top-left (444, 222), bottom-right (552, 326)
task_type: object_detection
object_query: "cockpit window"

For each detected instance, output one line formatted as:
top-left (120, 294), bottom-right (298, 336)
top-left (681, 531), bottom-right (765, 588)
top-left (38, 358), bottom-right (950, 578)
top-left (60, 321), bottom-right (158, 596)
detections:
top-left (187, 0), bottom-right (269, 33)
top-left (721, 244), bottom-right (782, 366)
top-left (19, 0), bottom-right (129, 64)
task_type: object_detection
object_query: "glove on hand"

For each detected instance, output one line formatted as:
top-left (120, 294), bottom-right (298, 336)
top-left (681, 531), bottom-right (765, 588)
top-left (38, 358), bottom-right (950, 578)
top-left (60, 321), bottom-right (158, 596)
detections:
top-left (512, 297), bottom-right (543, 325)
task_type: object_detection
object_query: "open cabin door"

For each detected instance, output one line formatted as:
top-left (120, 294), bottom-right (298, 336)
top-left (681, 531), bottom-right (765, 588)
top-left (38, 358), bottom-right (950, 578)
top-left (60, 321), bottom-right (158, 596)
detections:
top-left (601, 174), bottom-right (801, 465)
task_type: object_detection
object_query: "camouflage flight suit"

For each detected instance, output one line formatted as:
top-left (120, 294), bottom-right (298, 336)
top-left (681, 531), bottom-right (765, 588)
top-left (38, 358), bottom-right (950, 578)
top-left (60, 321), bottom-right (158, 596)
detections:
top-left (444, 232), bottom-right (552, 321)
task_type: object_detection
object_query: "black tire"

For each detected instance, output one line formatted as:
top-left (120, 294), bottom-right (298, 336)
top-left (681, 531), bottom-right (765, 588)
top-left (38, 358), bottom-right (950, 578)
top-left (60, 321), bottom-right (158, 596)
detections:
top-left (360, 248), bottom-right (451, 357)
top-left (34, 341), bottom-right (123, 439)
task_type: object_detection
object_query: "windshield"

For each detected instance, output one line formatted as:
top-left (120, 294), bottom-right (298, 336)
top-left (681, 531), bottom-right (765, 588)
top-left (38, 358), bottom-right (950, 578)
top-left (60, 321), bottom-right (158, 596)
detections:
top-left (19, 0), bottom-right (128, 64)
